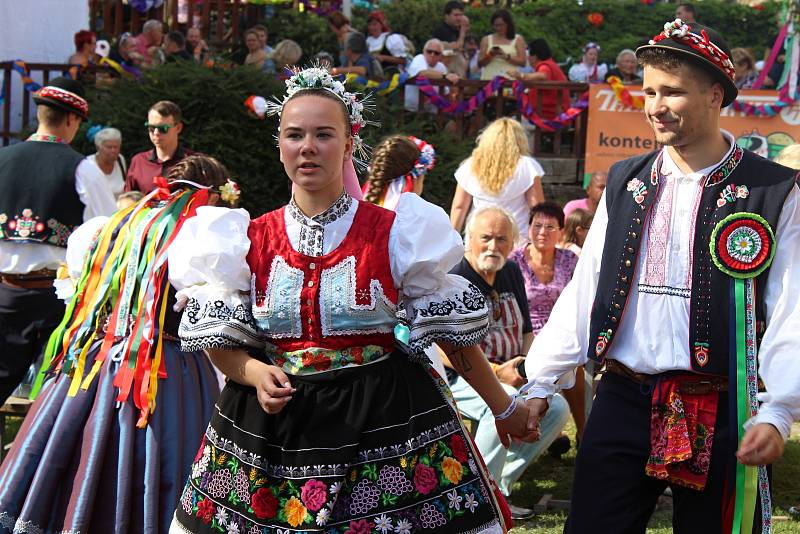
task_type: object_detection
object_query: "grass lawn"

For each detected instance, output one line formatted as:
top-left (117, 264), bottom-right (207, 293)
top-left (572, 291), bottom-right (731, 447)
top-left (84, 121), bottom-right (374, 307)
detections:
top-left (509, 423), bottom-right (800, 533)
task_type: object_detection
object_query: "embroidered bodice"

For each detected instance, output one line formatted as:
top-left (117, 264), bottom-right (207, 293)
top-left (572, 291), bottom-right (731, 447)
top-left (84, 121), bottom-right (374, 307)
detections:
top-left (168, 193), bottom-right (490, 374)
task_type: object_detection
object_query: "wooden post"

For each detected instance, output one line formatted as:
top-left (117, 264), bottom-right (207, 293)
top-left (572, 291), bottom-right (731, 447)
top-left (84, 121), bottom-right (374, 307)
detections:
top-left (2, 64), bottom-right (11, 147)
top-left (131, 8), bottom-right (141, 34)
top-left (231, 0), bottom-right (240, 45)
top-left (202, 0), bottom-right (212, 38)
top-left (115, 0), bottom-right (125, 36)
top-left (102, 0), bottom-right (113, 35)
top-left (215, 0), bottom-right (224, 44)
top-left (170, 0), bottom-right (179, 30)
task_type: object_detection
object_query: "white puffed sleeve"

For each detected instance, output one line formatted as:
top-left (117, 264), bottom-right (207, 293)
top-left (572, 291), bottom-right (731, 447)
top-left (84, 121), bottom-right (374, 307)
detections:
top-left (167, 206), bottom-right (263, 352)
top-left (53, 216), bottom-right (109, 302)
top-left (389, 193), bottom-right (488, 353)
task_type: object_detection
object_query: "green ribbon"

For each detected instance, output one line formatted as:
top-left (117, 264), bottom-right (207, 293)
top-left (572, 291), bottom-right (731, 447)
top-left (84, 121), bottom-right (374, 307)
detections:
top-left (731, 277), bottom-right (758, 534)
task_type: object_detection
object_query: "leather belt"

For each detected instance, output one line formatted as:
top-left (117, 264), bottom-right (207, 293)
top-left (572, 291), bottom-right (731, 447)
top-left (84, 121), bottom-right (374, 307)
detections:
top-left (603, 359), bottom-right (728, 394)
top-left (0, 269), bottom-right (58, 289)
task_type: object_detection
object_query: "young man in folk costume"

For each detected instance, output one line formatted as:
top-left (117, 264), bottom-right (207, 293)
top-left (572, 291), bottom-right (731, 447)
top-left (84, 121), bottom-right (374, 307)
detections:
top-left (0, 77), bottom-right (116, 403)
top-left (520, 20), bottom-right (800, 533)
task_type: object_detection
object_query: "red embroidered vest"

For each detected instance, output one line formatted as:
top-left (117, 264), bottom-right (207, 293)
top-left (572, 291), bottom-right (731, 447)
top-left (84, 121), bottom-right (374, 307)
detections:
top-left (246, 201), bottom-right (398, 353)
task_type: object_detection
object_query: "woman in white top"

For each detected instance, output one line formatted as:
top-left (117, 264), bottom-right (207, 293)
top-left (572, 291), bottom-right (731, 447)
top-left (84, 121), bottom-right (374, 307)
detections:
top-left (87, 127), bottom-right (126, 199)
top-left (568, 42), bottom-right (608, 83)
top-left (478, 9), bottom-right (526, 80)
top-left (450, 117), bottom-right (545, 240)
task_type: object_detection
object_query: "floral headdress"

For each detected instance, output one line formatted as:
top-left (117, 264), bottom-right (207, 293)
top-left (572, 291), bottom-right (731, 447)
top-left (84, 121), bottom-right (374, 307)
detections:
top-left (266, 66), bottom-right (376, 168)
top-left (406, 136), bottom-right (436, 181)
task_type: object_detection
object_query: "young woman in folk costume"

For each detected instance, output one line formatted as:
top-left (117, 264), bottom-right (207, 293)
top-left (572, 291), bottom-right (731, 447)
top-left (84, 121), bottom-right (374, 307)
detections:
top-left (168, 67), bottom-right (535, 533)
top-left (0, 155), bottom-right (237, 533)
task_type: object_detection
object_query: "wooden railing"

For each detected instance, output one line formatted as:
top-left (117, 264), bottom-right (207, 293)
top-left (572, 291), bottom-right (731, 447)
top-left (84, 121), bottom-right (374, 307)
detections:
top-left (403, 78), bottom-right (589, 160)
top-left (0, 63), bottom-right (115, 147)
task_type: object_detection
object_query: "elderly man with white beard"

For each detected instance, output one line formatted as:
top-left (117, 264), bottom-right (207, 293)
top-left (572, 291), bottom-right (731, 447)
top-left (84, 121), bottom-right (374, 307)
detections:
top-left (442, 206), bottom-right (569, 521)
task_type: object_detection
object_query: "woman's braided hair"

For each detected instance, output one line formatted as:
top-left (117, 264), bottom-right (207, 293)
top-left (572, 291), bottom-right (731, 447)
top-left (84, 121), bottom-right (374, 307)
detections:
top-left (364, 135), bottom-right (420, 204)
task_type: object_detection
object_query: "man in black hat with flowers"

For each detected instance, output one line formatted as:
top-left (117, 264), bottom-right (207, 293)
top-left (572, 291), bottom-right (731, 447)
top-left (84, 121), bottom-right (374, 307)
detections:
top-left (517, 19), bottom-right (800, 532)
top-left (0, 77), bottom-right (115, 403)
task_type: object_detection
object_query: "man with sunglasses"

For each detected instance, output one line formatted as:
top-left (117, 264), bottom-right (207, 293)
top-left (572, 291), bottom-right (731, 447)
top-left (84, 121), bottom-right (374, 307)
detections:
top-left (404, 38), bottom-right (460, 112)
top-left (125, 100), bottom-right (196, 194)
top-left (443, 206), bottom-right (569, 521)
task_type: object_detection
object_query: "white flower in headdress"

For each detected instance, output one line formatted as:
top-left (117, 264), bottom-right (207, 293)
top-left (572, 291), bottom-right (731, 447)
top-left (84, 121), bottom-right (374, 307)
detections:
top-left (266, 64), bottom-right (376, 169)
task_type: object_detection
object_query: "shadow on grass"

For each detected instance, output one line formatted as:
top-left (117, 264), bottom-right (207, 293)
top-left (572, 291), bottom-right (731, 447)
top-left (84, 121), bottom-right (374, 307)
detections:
top-left (508, 424), bottom-right (800, 533)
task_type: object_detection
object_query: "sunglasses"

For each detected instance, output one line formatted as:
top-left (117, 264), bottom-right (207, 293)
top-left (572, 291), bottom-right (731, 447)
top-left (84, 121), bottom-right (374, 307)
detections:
top-left (145, 122), bottom-right (176, 134)
top-left (425, 49), bottom-right (442, 56)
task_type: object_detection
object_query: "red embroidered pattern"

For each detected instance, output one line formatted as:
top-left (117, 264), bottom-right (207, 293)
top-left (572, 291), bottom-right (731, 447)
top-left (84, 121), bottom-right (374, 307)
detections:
top-left (643, 171), bottom-right (675, 286)
top-left (36, 86), bottom-right (89, 116)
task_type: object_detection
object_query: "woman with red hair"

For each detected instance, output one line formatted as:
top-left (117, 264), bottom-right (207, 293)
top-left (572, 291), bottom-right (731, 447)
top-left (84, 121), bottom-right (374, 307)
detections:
top-left (68, 30), bottom-right (96, 68)
top-left (365, 10), bottom-right (411, 74)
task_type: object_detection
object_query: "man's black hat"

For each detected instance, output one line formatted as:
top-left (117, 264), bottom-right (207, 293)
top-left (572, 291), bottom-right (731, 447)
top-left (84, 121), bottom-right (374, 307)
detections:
top-left (32, 77), bottom-right (89, 119)
top-left (636, 19), bottom-right (738, 107)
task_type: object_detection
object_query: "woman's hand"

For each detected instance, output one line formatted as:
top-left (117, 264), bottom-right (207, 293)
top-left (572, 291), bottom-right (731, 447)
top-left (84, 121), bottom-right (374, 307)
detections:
top-left (495, 398), bottom-right (538, 447)
top-left (254, 364), bottom-right (296, 414)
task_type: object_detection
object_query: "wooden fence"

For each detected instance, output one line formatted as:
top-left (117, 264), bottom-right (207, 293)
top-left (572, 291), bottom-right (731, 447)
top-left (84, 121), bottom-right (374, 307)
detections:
top-left (408, 78), bottom-right (589, 160)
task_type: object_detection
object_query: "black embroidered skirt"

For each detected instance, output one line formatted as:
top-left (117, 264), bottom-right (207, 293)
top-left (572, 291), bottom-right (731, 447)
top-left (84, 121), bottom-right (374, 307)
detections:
top-left (171, 353), bottom-right (505, 533)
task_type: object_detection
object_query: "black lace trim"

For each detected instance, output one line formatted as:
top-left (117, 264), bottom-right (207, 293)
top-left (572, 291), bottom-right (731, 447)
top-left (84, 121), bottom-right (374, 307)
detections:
top-left (287, 192), bottom-right (352, 257)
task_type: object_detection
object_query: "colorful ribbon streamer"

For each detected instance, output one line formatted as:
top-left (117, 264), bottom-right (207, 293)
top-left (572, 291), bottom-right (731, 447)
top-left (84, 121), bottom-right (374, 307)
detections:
top-left (512, 82), bottom-right (589, 132)
top-left (0, 60), bottom-right (43, 106)
top-left (607, 75), bottom-right (644, 109)
top-left (344, 72), bottom-right (409, 96)
top-left (415, 75), bottom-right (505, 114)
top-left (33, 187), bottom-right (208, 427)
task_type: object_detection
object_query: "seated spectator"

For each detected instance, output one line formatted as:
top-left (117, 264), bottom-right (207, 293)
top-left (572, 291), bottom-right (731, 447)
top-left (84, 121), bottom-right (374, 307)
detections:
top-left (605, 48), bottom-right (642, 85)
top-left (126, 101), bottom-right (197, 194)
top-left (568, 42), bottom-right (607, 83)
top-left (186, 27), bottom-right (209, 63)
top-left (464, 34), bottom-right (481, 79)
top-left (508, 38), bottom-right (570, 119)
top-left (251, 24), bottom-right (275, 72)
top-left (365, 11), bottom-right (410, 75)
top-left (675, 2), bottom-right (697, 23)
top-left (116, 191), bottom-right (143, 210)
top-left (133, 20), bottom-right (165, 67)
top-left (332, 32), bottom-right (382, 78)
top-left (314, 51), bottom-right (335, 70)
top-left (558, 207), bottom-right (593, 256)
top-left (163, 31), bottom-right (193, 62)
top-left (732, 47), bottom-right (759, 89)
top-left (68, 30), bottom-right (96, 68)
top-left (328, 11), bottom-right (360, 68)
top-left (478, 9), bottom-right (526, 80)
top-left (445, 206), bottom-right (570, 521)
top-left (450, 117), bottom-right (545, 239)
top-left (563, 170), bottom-right (607, 216)
top-left (508, 202), bottom-right (585, 447)
top-left (267, 39), bottom-right (303, 75)
top-left (243, 29), bottom-right (267, 70)
top-left (432, 0), bottom-right (470, 77)
top-left (109, 33), bottom-right (144, 73)
top-left (87, 127), bottom-right (126, 200)
top-left (404, 39), bottom-right (460, 112)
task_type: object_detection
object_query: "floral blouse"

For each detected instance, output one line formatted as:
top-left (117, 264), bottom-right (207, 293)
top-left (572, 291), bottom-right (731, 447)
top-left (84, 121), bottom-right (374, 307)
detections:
top-left (508, 246), bottom-right (578, 335)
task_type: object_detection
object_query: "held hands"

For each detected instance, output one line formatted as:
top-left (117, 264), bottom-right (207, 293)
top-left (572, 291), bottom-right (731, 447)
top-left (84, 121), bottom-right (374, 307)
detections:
top-left (512, 397), bottom-right (549, 444)
top-left (736, 423), bottom-right (784, 466)
top-left (255, 364), bottom-right (296, 414)
top-left (495, 397), bottom-right (540, 448)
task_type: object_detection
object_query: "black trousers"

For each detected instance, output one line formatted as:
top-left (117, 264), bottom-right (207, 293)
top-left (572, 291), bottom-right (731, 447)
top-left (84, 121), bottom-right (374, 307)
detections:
top-left (565, 370), bottom-right (764, 534)
top-left (0, 282), bottom-right (64, 403)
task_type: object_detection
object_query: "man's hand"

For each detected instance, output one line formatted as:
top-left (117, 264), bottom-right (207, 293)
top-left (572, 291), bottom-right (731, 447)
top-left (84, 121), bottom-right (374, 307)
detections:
top-left (445, 72), bottom-right (460, 84)
top-left (495, 356), bottom-right (525, 388)
top-left (736, 423), bottom-right (784, 466)
top-left (513, 397), bottom-right (549, 443)
top-left (460, 15), bottom-right (470, 32)
top-left (495, 399), bottom-right (538, 448)
top-left (255, 365), bottom-right (296, 414)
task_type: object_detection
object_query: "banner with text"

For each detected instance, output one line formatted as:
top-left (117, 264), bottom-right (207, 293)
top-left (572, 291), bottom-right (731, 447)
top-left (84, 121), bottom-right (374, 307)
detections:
top-left (585, 84), bottom-right (800, 181)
